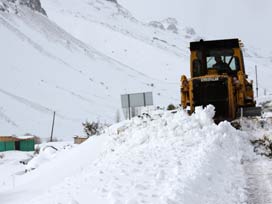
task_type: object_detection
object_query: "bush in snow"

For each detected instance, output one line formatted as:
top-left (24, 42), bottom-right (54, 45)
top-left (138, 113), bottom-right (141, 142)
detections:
top-left (167, 104), bottom-right (176, 111)
top-left (251, 135), bottom-right (272, 158)
top-left (82, 121), bottom-right (109, 137)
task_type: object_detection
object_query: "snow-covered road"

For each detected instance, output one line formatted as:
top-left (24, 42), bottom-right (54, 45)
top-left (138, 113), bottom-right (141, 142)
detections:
top-left (241, 106), bottom-right (272, 204)
top-left (245, 160), bottom-right (272, 204)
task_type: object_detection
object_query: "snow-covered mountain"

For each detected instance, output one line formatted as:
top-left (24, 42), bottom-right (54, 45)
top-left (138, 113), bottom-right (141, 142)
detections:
top-left (0, 0), bottom-right (271, 139)
top-left (0, 0), bottom-right (198, 139)
top-left (118, 0), bottom-right (272, 53)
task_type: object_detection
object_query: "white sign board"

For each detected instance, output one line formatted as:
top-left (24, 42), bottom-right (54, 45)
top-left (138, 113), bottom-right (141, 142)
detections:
top-left (121, 92), bottom-right (153, 108)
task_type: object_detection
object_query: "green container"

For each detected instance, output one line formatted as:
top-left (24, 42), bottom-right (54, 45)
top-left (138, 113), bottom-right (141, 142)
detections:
top-left (20, 140), bottom-right (35, 151)
top-left (0, 142), bottom-right (5, 152)
top-left (5, 141), bottom-right (15, 151)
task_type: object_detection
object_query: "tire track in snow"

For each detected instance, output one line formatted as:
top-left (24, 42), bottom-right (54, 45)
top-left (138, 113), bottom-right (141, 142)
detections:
top-left (244, 160), bottom-right (272, 204)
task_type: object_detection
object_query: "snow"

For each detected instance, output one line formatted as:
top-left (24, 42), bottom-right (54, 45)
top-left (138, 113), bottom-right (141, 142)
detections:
top-left (1, 101), bottom-right (272, 204)
top-left (26, 142), bottom-right (74, 171)
top-left (16, 136), bottom-right (34, 139)
top-left (0, 1), bottom-right (272, 203)
top-left (0, 151), bottom-right (33, 190)
top-left (0, 0), bottom-right (189, 139)
top-left (0, 106), bottom-right (252, 204)
top-left (244, 159), bottom-right (272, 204)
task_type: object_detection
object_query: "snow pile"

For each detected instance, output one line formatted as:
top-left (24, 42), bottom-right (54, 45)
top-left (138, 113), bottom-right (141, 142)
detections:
top-left (24, 106), bottom-right (247, 204)
top-left (26, 146), bottom-right (57, 171)
top-left (26, 142), bottom-right (74, 171)
top-left (0, 151), bottom-right (33, 191)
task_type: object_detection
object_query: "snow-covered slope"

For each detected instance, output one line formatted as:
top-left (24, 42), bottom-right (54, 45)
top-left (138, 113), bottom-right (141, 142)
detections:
top-left (41, 0), bottom-right (272, 105)
top-left (41, 0), bottom-right (203, 79)
top-left (0, 0), bottom-right (187, 139)
top-left (0, 107), bottom-right (249, 204)
top-left (118, 0), bottom-right (272, 53)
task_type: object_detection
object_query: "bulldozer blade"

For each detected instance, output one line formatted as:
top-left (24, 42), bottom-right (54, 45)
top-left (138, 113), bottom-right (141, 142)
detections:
top-left (237, 106), bottom-right (262, 117)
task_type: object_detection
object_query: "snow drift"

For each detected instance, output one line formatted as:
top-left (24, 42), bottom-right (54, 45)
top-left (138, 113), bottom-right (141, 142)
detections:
top-left (0, 106), bottom-right (248, 204)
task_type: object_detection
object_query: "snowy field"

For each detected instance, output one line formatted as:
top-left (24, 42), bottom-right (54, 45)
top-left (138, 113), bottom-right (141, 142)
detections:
top-left (1, 104), bottom-right (272, 204)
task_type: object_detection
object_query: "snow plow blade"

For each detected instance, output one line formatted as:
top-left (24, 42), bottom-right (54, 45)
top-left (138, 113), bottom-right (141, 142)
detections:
top-left (237, 107), bottom-right (262, 117)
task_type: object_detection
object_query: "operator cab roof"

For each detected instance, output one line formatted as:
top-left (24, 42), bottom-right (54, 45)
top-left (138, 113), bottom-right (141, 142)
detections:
top-left (190, 39), bottom-right (240, 51)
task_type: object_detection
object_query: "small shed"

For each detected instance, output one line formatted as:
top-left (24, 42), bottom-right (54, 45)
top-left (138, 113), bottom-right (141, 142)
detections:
top-left (0, 136), bottom-right (35, 152)
top-left (0, 136), bottom-right (15, 151)
top-left (74, 136), bottom-right (88, 144)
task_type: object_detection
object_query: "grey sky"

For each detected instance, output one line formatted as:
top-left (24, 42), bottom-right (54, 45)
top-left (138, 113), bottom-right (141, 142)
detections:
top-left (118, 0), bottom-right (272, 52)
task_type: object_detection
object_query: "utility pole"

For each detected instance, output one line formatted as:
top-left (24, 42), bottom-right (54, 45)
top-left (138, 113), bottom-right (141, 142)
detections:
top-left (255, 65), bottom-right (259, 98)
top-left (50, 111), bottom-right (56, 142)
top-left (143, 92), bottom-right (146, 107)
top-left (128, 94), bottom-right (131, 120)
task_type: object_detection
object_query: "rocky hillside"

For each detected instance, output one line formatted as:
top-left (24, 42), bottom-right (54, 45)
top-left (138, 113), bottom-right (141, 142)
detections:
top-left (1, 0), bottom-right (46, 14)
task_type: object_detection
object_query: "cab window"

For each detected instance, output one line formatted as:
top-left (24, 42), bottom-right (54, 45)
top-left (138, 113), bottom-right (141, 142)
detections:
top-left (206, 49), bottom-right (240, 72)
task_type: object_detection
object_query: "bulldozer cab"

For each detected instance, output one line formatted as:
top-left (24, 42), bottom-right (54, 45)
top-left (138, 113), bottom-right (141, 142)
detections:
top-left (190, 39), bottom-right (245, 78)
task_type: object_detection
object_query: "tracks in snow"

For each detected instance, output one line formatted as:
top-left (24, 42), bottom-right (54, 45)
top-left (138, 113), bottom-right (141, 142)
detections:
top-left (244, 160), bottom-right (272, 204)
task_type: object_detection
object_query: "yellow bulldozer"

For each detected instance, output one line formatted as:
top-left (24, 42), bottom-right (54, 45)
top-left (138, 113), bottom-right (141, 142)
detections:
top-left (181, 39), bottom-right (261, 121)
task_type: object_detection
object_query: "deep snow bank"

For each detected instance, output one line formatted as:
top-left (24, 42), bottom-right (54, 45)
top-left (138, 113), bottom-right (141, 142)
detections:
top-left (21, 105), bottom-right (248, 204)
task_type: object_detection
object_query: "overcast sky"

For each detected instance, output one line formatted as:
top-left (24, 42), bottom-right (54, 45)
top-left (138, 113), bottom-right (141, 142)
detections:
top-left (118, 0), bottom-right (272, 53)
